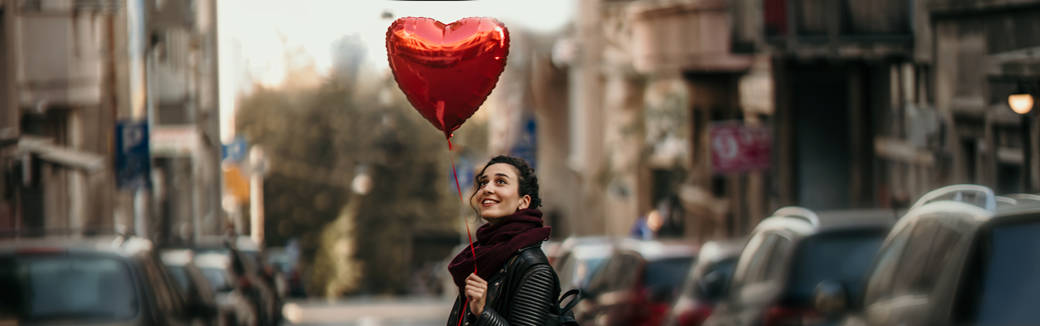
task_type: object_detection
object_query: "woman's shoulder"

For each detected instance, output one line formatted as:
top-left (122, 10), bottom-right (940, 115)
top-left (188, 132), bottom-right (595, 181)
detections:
top-left (511, 245), bottom-right (550, 270)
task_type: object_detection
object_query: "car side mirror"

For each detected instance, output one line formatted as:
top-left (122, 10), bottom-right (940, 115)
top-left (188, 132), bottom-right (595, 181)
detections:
top-left (813, 280), bottom-right (848, 317)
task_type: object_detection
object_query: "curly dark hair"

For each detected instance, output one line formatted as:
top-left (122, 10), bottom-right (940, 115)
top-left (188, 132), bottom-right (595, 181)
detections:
top-left (470, 155), bottom-right (541, 210)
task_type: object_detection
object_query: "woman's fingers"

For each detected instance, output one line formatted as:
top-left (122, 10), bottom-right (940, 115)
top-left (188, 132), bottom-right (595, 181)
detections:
top-left (464, 273), bottom-right (488, 315)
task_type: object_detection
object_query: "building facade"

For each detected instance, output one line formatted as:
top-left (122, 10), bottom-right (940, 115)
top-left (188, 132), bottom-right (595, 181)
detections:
top-left (553, 0), bottom-right (1040, 241)
top-left (0, 0), bottom-right (221, 245)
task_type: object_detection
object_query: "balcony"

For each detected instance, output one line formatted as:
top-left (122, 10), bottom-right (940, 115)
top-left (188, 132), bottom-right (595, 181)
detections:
top-left (16, 4), bottom-right (107, 107)
top-left (628, 0), bottom-right (752, 74)
top-left (760, 0), bottom-right (914, 58)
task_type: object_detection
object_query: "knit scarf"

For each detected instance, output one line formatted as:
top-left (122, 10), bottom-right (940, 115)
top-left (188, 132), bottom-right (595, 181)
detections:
top-left (447, 209), bottom-right (551, 290)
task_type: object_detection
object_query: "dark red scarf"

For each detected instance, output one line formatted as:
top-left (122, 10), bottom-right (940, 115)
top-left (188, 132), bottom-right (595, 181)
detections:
top-left (448, 209), bottom-right (551, 290)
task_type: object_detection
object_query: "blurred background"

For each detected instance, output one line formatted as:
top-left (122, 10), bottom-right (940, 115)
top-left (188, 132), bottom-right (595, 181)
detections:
top-left (0, 0), bottom-right (1038, 325)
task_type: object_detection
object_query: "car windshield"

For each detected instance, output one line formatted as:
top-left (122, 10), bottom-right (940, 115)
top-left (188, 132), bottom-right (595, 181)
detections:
top-left (0, 254), bottom-right (138, 321)
top-left (200, 266), bottom-right (232, 292)
top-left (691, 258), bottom-right (737, 301)
top-left (165, 265), bottom-right (191, 295)
top-left (963, 218), bottom-right (1040, 325)
top-left (786, 230), bottom-right (885, 304)
top-left (643, 257), bottom-right (695, 302)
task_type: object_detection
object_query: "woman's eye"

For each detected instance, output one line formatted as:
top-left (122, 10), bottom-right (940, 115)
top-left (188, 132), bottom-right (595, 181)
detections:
top-left (496, 179), bottom-right (506, 185)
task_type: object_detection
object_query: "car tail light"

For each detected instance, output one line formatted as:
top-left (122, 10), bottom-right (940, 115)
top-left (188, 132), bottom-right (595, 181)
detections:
top-left (676, 303), bottom-right (713, 326)
top-left (637, 302), bottom-right (671, 326)
top-left (763, 305), bottom-right (818, 326)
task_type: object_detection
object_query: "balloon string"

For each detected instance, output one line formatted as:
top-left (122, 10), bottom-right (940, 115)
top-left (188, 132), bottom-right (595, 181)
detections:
top-left (448, 136), bottom-right (476, 325)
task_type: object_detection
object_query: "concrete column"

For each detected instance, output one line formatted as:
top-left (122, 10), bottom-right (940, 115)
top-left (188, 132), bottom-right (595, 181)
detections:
top-left (603, 73), bottom-right (645, 236)
top-left (569, 0), bottom-right (606, 235)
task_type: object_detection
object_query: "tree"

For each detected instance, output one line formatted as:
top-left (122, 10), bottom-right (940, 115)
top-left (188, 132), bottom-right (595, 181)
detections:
top-left (235, 36), bottom-right (487, 296)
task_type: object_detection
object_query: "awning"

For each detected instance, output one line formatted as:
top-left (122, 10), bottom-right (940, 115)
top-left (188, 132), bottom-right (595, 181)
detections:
top-left (16, 136), bottom-right (106, 172)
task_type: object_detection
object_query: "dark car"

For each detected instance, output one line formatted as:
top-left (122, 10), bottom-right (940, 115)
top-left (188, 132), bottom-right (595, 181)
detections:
top-left (579, 239), bottom-right (697, 326)
top-left (0, 235), bottom-right (192, 326)
top-left (664, 238), bottom-right (745, 326)
top-left (836, 185), bottom-right (1040, 326)
top-left (704, 207), bottom-right (894, 326)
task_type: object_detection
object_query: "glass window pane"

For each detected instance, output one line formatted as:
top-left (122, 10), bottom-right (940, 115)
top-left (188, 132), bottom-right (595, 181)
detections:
top-left (971, 219), bottom-right (1040, 325)
top-left (22, 256), bottom-right (138, 321)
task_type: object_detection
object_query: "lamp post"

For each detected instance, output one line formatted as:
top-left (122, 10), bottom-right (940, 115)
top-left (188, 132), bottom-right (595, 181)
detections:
top-left (1009, 87), bottom-right (1035, 193)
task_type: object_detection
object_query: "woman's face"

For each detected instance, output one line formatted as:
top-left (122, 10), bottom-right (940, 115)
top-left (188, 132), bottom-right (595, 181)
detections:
top-left (472, 163), bottom-right (531, 220)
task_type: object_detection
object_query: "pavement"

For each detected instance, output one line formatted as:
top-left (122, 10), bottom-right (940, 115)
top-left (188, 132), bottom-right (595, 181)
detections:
top-left (282, 296), bottom-right (454, 326)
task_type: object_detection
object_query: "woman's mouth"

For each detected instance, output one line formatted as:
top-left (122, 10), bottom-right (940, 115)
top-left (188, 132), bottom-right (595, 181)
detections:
top-left (481, 199), bottom-right (499, 207)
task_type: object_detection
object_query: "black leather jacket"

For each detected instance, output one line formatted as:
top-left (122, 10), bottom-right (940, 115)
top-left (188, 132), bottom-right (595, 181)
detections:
top-left (446, 245), bottom-right (559, 326)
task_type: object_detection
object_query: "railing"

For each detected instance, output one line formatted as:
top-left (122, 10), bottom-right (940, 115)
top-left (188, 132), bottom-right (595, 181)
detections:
top-left (772, 206), bottom-right (820, 226)
top-left (909, 184), bottom-right (997, 211)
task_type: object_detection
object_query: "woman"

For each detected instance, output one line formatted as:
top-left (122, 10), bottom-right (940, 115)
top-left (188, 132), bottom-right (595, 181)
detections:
top-left (447, 155), bottom-right (559, 326)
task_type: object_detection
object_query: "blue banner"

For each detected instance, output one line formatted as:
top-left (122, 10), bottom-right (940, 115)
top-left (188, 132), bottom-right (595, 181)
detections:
top-left (115, 121), bottom-right (151, 190)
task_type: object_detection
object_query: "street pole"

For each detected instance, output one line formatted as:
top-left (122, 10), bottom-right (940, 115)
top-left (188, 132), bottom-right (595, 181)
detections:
top-left (1024, 114), bottom-right (1033, 193)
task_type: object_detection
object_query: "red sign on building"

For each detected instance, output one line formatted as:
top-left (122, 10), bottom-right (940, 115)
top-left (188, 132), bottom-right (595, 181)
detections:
top-left (710, 122), bottom-right (771, 174)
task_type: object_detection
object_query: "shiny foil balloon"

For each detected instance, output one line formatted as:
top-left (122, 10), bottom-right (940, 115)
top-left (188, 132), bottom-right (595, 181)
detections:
top-left (386, 17), bottom-right (509, 138)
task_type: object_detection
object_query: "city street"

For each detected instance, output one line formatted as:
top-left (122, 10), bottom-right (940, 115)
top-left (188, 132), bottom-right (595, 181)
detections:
top-left (282, 297), bottom-right (454, 326)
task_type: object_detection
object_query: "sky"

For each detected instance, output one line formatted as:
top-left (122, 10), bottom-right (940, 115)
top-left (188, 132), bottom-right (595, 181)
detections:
top-left (217, 0), bottom-right (576, 142)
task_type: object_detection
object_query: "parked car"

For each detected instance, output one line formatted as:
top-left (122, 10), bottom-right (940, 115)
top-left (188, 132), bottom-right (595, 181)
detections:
top-left (161, 249), bottom-right (241, 326)
top-left (579, 239), bottom-right (698, 326)
top-left (194, 252), bottom-right (259, 326)
top-left (664, 238), bottom-right (745, 326)
top-left (0, 235), bottom-right (192, 325)
top-left (194, 236), bottom-right (280, 326)
top-left (550, 236), bottom-right (615, 292)
top-left (704, 207), bottom-right (894, 326)
top-left (834, 186), bottom-right (1040, 326)
top-left (266, 245), bottom-right (304, 298)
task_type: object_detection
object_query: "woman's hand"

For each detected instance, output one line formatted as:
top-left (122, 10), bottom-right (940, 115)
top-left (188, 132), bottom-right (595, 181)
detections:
top-left (464, 273), bottom-right (488, 315)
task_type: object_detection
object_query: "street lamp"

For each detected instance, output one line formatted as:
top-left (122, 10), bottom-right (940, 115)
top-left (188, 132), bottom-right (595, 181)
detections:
top-left (1009, 84), bottom-right (1036, 192)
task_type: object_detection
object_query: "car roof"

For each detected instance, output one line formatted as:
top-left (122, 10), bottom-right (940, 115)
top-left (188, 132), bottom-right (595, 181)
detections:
top-left (0, 235), bottom-right (155, 258)
top-left (753, 207), bottom-right (895, 237)
top-left (991, 200), bottom-right (1040, 223)
top-left (614, 238), bottom-right (697, 261)
top-left (193, 251), bottom-right (231, 269)
top-left (696, 238), bottom-right (745, 263)
top-left (194, 235), bottom-right (260, 251)
top-left (898, 185), bottom-right (1040, 226)
top-left (160, 248), bottom-right (195, 265)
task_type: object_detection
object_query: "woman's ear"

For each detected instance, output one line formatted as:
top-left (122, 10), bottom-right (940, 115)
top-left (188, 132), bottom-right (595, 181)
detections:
top-left (518, 195), bottom-right (531, 210)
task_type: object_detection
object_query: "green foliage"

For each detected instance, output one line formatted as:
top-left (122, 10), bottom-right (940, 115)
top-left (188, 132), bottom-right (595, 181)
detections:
top-left (235, 65), bottom-right (486, 296)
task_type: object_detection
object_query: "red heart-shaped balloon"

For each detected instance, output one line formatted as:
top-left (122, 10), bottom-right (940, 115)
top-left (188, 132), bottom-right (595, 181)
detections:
top-left (386, 17), bottom-right (510, 138)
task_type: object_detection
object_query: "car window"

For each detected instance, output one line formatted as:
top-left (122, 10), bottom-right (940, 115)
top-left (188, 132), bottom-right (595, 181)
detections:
top-left (613, 253), bottom-right (643, 291)
top-left (697, 258), bottom-right (738, 301)
top-left (762, 235), bottom-right (792, 282)
top-left (744, 234), bottom-right (787, 285)
top-left (732, 232), bottom-right (768, 287)
top-left (864, 223), bottom-right (913, 305)
top-left (141, 256), bottom-right (182, 318)
top-left (557, 254), bottom-right (578, 289)
top-left (890, 218), bottom-right (963, 297)
top-left (957, 217), bottom-right (1040, 325)
top-left (186, 265), bottom-right (217, 305)
top-left (0, 255), bottom-right (138, 321)
top-left (786, 230), bottom-right (885, 304)
top-left (588, 251), bottom-right (640, 293)
top-left (201, 266), bottom-right (232, 292)
top-left (165, 265), bottom-right (192, 295)
top-left (643, 257), bottom-right (694, 301)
